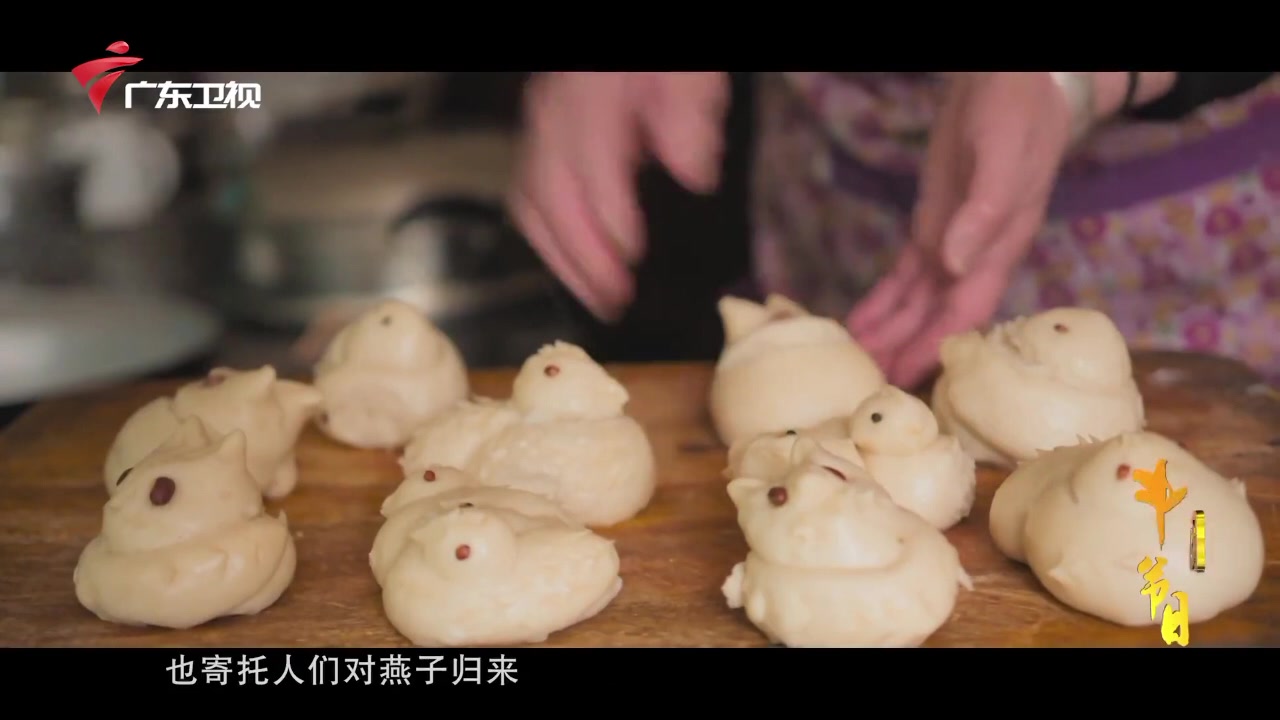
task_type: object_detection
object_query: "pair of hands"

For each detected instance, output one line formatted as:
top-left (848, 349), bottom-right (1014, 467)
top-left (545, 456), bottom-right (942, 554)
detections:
top-left (508, 72), bottom-right (1078, 388)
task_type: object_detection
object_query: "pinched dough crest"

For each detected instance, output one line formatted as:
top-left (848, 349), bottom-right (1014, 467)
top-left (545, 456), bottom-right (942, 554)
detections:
top-left (932, 307), bottom-right (1146, 467)
top-left (989, 431), bottom-right (1264, 626)
top-left (400, 341), bottom-right (655, 527)
top-left (75, 425), bottom-right (296, 629)
top-left (722, 453), bottom-right (971, 647)
top-left (313, 299), bottom-right (469, 449)
top-left (709, 294), bottom-right (885, 446)
top-left (370, 467), bottom-right (622, 646)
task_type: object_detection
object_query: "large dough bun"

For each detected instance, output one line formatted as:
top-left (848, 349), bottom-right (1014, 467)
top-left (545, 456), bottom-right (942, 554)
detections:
top-left (989, 431), bottom-right (1265, 627)
top-left (313, 299), bottom-right (469, 449)
top-left (103, 366), bottom-right (322, 499)
top-left (709, 294), bottom-right (885, 446)
top-left (373, 478), bottom-right (622, 647)
top-left (722, 453), bottom-right (971, 647)
top-left (75, 426), bottom-right (296, 629)
top-left (932, 306), bottom-right (1145, 467)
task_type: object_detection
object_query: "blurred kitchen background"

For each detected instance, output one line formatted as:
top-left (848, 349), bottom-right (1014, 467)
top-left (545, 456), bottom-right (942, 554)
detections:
top-left (0, 72), bottom-right (755, 427)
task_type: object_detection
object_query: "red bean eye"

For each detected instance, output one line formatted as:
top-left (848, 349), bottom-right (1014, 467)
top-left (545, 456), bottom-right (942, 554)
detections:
top-left (767, 486), bottom-right (788, 506)
top-left (455, 544), bottom-right (472, 560)
top-left (544, 364), bottom-right (560, 377)
top-left (1053, 323), bottom-right (1068, 333)
top-left (1116, 464), bottom-right (1131, 480)
top-left (823, 466), bottom-right (846, 481)
top-left (423, 469), bottom-right (437, 482)
top-left (149, 476), bottom-right (176, 506)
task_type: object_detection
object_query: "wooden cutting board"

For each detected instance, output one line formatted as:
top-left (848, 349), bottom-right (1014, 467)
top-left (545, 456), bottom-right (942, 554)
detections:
top-left (1, 351), bottom-right (1277, 647)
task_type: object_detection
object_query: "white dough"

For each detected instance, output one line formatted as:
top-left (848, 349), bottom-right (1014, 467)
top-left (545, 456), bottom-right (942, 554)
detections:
top-left (313, 299), bottom-right (469, 449)
top-left (724, 426), bottom-right (864, 483)
top-left (400, 341), bottom-right (655, 527)
top-left (848, 386), bottom-right (976, 530)
top-left (989, 431), bottom-right (1265, 627)
top-left (709, 294), bottom-right (885, 446)
top-left (371, 468), bottom-right (622, 647)
top-left (103, 365), bottom-right (323, 499)
top-left (75, 425), bottom-right (297, 629)
top-left (931, 307), bottom-right (1146, 468)
top-left (722, 452), bottom-right (972, 647)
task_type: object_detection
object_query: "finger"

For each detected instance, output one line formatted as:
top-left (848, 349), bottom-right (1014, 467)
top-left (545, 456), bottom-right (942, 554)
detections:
top-left (888, 265), bottom-right (1010, 388)
top-left (507, 189), bottom-right (613, 320)
top-left (968, 205), bottom-right (1046, 276)
top-left (846, 245), bottom-right (927, 335)
top-left (940, 134), bottom-right (1023, 276)
top-left (527, 154), bottom-right (635, 319)
top-left (640, 72), bottom-right (729, 193)
top-left (855, 272), bottom-right (941, 368)
top-left (570, 75), bottom-right (647, 265)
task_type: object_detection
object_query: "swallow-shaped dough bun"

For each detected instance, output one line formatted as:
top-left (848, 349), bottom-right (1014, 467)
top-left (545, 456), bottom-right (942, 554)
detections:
top-left (931, 307), bottom-right (1145, 467)
top-left (373, 475), bottom-right (622, 647)
top-left (989, 431), bottom-right (1264, 627)
top-left (722, 453), bottom-right (972, 647)
top-left (369, 464), bottom-right (573, 583)
top-left (313, 299), bottom-right (469, 449)
top-left (709, 294), bottom-right (885, 446)
top-left (104, 365), bottom-right (322, 499)
top-left (400, 341), bottom-right (655, 527)
top-left (75, 426), bottom-right (296, 629)
top-left (848, 386), bottom-right (976, 530)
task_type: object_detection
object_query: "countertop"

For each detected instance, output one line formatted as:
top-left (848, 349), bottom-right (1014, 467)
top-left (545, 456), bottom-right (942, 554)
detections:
top-left (0, 351), bottom-right (1277, 647)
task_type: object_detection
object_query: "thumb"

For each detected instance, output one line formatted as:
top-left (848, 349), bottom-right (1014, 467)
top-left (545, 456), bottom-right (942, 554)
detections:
top-left (638, 72), bottom-right (729, 194)
top-left (940, 137), bottom-right (1021, 276)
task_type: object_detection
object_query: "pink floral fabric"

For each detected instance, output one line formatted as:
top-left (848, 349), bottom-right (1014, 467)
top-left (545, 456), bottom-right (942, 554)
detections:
top-left (750, 72), bottom-right (1280, 382)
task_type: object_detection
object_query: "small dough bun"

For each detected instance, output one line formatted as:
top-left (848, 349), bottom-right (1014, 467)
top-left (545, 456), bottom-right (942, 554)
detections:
top-left (989, 431), bottom-right (1265, 627)
top-left (724, 427), bottom-right (864, 483)
top-left (723, 454), bottom-right (971, 647)
top-left (931, 306), bottom-right (1145, 467)
top-left (103, 365), bottom-right (323, 499)
top-left (400, 341), bottom-right (656, 527)
top-left (373, 480), bottom-right (621, 647)
top-left (849, 386), bottom-right (976, 530)
top-left (709, 294), bottom-right (885, 446)
top-left (313, 299), bottom-right (469, 449)
top-left (75, 428), bottom-right (296, 629)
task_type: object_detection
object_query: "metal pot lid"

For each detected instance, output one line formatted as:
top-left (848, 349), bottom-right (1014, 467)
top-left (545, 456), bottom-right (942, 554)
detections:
top-left (0, 285), bottom-right (222, 405)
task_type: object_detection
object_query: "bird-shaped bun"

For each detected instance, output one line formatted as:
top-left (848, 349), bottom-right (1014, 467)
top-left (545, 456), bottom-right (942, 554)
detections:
top-left (931, 307), bottom-right (1145, 467)
top-left (313, 299), bottom-right (469, 449)
top-left (709, 294), bottom-right (885, 446)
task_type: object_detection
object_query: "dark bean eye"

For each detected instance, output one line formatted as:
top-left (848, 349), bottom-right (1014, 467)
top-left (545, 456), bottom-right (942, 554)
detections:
top-left (1116, 464), bottom-right (1130, 480)
top-left (116, 468), bottom-right (132, 486)
top-left (381, 315), bottom-right (392, 326)
top-left (455, 544), bottom-right (472, 560)
top-left (870, 412), bottom-right (883, 423)
top-left (149, 476), bottom-right (176, 506)
top-left (824, 465), bottom-right (846, 481)
top-left (544, 364), bottom-right (560, 377)
top-left (1053, 323), bottom-right (1068, 333)
top-left (784, 429), bottom-right (797, 436)
top-left (460, 502), bottom-right (474, 508)
top-left (767, 486), bottom-right (788, 506)
top-left (423, 469), bottom-right (437, 482)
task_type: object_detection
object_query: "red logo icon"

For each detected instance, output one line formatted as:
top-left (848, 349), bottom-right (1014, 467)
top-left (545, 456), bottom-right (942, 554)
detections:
top-left (71, 41), bottom-right (143, 114)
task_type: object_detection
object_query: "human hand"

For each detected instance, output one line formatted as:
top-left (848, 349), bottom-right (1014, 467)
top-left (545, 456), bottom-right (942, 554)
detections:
top-left (507, 72), bottom-right (730, 321)
top-left (846, 72), bottom-right (1079, 388)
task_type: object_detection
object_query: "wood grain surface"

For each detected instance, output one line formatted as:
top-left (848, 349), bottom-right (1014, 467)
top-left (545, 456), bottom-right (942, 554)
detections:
top-left (1, 351), bottom-right (1277, 648)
